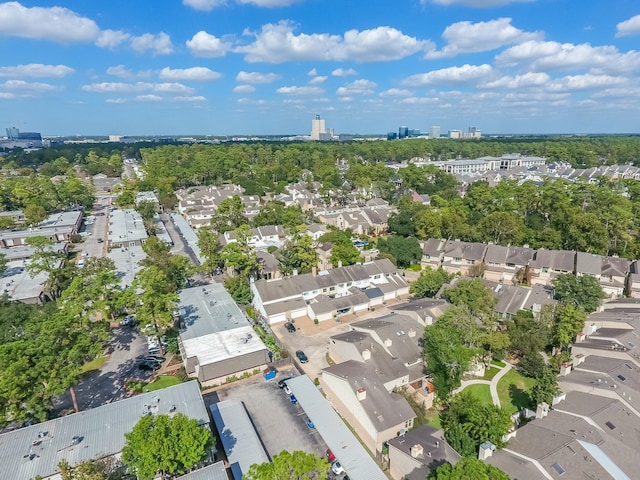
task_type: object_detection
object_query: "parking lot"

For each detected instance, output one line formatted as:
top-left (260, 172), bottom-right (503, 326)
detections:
top-left (213, 374), bottom-right (329, 459)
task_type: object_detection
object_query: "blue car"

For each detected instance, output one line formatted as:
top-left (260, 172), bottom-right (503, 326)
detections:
top-left (289, 394), bottom-right (298, 404)
top-left (306, 418), bottom-right (315, 428)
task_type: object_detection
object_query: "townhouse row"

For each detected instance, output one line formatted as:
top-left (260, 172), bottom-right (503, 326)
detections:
top-left (422, 238), bottom-right (640, 298)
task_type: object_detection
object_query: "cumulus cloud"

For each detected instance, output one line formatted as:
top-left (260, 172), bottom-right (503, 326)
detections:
top-left (82, 82), bottom-right (194, 94)
top-left (236, 21), bottom-right (431, 63)
top-left (0, 79), bottom-right (58, 92)
top-left (403, 64), bottom-right (493, 86)
top-left (276, 85), bottom-right (324, 95)
top-left (160, 67), bottom-right (222, 81)
top-left (105, 98), bottom-right (127, 104)
top-left (136, 94), bottom-right (163, 102)
top-left (131, 32), bottom-right (173, 55)
top-left (423, 0), bottom-right (535, 6)
top-left (332, 68), bottom-right (357, 76)
top-left (153, 82), bottom-right (195, 93)
top-left (496, 40), bottom-right (640, 75)
top-left (379, 88), bottom-right (413, 97)
top-left (546, 74), bottom-right (628, 92)
top-left (182, 0), bottom-right (226, 11)
top-left (235, 71), bottom-right (280, 83)
top-left (336, 79), bottom-right (377, 96)
top-left (106, 65), bottom-right (152, 79)
top-left (0, 64), bottom-right (74, 78)
top-left (427, 18), bottom-right (542, 58)
top-left (171, 95), bottom-right (207, 102)
top-left (309, 76), bottom-right (327, 85)
top-left (481, 72), bottom-right (549, 88)
top-left (307, 68), bottom-right (317, 76)
top-left (400, 96), bottom-right (440, 104)
top-left (96, 29), bottom-right (130, 49)
top-left (0, 2), bottom-right (100, 43)
top-left (187, 31), bottom-right (232, 57)
top-left (233, 85), bottom-right (256, 93)
top-left (616, 14), bottom-right (640, 37)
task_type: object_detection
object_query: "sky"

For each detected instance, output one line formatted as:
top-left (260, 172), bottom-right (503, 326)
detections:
top-left (0, 0), bottom-right (639, 136)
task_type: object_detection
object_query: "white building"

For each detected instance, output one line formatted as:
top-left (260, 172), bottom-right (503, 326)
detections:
top-left (311, 114), bottom-right (326, 141)
top-left (429, 126), bottom-right (440, 139)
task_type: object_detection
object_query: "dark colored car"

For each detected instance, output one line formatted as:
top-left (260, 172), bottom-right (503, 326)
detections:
top-left (285, 322), bottom-right (296, 333)
top-left (145, 355), bottom-right (166, 363)
top-left (278, 377), bottom-right (292, 388)
top-left (97, 238), bottom-right (104, 243)
top-left (138, 360), bottom-right (161, 372)
top-left (289, 394), bottom-right (298, 404)
top-left (296, 350), bottom-right (308, 363)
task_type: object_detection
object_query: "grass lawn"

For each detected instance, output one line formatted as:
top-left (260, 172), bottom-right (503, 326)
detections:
top-left (81, 355), bottom-right (107, 374)
top-left (481, 366), bottom-right (501, 381)
top-left (146, 375), bottom-right (181, 391)
top-left (465, 384), bottom-right (493, 406)
top-left (425, 409), bottom-right (442, 429)
top-left (497, 369), bottom-right (536, 414)
top-left (491, 359), bottom-right (507, 368)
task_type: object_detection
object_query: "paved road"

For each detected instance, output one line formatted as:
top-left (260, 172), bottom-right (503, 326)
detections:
top-left (53, 325), bottom-right (148, 413)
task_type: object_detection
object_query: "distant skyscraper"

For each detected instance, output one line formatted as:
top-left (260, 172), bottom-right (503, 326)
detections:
top-left (429, 126), bottom-right (441, 139)
top-left (6, 127), bottom-right (19, 139)
top-left (468, 126), bottom-right (481, 138)
top-left (311, 114), bottom-right (326, 141)
top-left (398, 126), bottom-right (409, 139)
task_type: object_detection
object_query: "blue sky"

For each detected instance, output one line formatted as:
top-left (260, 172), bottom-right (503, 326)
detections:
top-left (0, 0), bottom-right (639, 136)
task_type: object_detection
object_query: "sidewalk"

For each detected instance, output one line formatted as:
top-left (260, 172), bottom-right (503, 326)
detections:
top-left (453, 362), bottom-right (513, 407)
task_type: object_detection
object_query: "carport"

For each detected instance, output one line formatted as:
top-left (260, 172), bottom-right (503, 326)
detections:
top-left (286, 375), bottom-right (387, 480)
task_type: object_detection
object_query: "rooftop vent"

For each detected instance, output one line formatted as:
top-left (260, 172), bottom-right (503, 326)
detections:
top-left (410, 444), bottom-right (424, 458)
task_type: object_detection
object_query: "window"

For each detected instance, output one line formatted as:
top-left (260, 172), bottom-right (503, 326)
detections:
top-left (329, 286), bottom-right (335, 292)
top-left (542, 267), bottom-right (549, 273)
top-left (313, 290), bottom-right (318, 294)
top-left (551, 463), bottom-right (565, 476)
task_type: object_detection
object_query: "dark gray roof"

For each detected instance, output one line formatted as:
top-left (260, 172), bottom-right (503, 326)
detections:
top-left (484, 244), bottom-right (508, 264)
top-left (322, 361), bottom-right (416, 430)
top-left (530, 248), bottom-right (575, 271)
top-left (256, 251), bottom-right (280, 271)
top-left (442, 240), bottom-right (487, 261)
top-left (387, 424), bottom-right (460, 470)
top-left (0, 382), bottom-right (209, 480)
top-left (390, 298), bottom-right (450, 317)
top-left (576, 252), bottom-right (602, 276)
top-left (505, 245), bottom-right (535, 266)
top-left (601, 256), bottom-right (630, 277)
top-left (286, 375), bottom-right (387, 480)
top-left (422, 238), bottom-right (444, 257)
top-left (209, 400), bottom-right (269, 480)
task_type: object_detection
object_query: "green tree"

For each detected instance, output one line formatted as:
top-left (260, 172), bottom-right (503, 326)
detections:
top-left (551, 273), bottom-right (605, 313)
top-left (552, 304), bottom-right (587, 348)
top-left (329, 241), bottom-right (361, 268)
top-left (224, 276), bottom-right (253, 304)
top-left (136, 200), bottom-right (157, 235)
top-left (530, 366), bottom-right (560, 407)
top-left (141, 237), bottom-right (194, 291)
top-left (24, 203), bottom-right (47, 226)
top-left (278, 227), bottom-right (319, 275)
top-left (220, 224), bottom-right (259, 277)
top-left (121, 413), bottom-right (213, 480)
top-left (0, 252), bottom-right (6, 275)
top-left (196, 226), bottom-right (221, 275)
top-left (428, 457), bottom-right (510, 480)
top-left (211, 195), bottom-right (248, 233)
top-left (244, 450), bottom-right (330, 480)
top-left (25, 236), bottom-right (69, 299)
top-left (410, 267), bottom-right (452, 298)
top-left (58, 458), bottom-right (124, 480)
top-left (441, 279), bottom-right (496, 320)
top-left (377, 235), bottom-right (422, 268)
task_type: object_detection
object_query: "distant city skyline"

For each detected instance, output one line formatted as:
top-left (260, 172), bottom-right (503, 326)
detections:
top-left (0, 1), bottom-right (639, 136)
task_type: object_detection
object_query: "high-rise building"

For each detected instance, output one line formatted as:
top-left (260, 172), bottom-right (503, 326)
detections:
top-left (311, 114), bottom-right (326, 141)
top-left (429, 126), bottom-right (441, 139)
top-left (468, 126), bottom-right (481, 138)
top-left (6, 127), bottom-right (19, 139)
top-left (398, 126), bottom-right (409, 139)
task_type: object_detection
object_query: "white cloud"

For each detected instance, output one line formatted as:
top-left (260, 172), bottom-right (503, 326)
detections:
top-left (0, 79), bottom-right (58, 92)
top-left (336, 79), bottom-right (377, 96)
top-left (235, 71), bottom-right (281, 83)
top-left (187, 31), bottom-right (232, 57)
top-left (233, 84), bottom-right (256, 93)
top-left (82, 82), bottom-right (194, 94)
top-left (153, 82), bottom-right (195, 94)
top-left (309, 76), bottom-right (327, 85)
top-left (424, 0), bottom-right (535, 6)
top-left (427, 18), bottom-right (542, 58)
top-left (160, 67), bottom-right (222, 81)
top-left (616, 14), bottom-right (640, 37)
top-left (481, 72), bottom-right (549, 88)
top-left (496, 40), bottom-right (640, 74)
top-left (182, 0), bottom-right (227, 11)
top-left (332, 68), bottom-right (357, 76)
top-left (0, 92), bottom-right (15, 99)
top-left (0, 2), bottom-right (100, 43)
top-left (105, 98), bottom-right (127, 104)
top-left (546, 74), bottom-right (628, 92)
top-left (106, 65), bottom-right (152, 79)
top-left (400, 96), bottom-right (440, 104)
top-left (0, 64), bottom-right (74, 78)
top-left (171, 95), bottom-right (207, 102)
top-left (276, 85), bottom-right (324, 95)
top-left (379, 88), bottom-right (413, 97)
top-left (136, 94), bottom-right (162, 102)
top-left (403, 64), bottom-right (493, 86)
top-left (307, 68), bottom-right (317, 76)
top-left (236, 21), bottom-right (430, 63)
top-left (96, 29), bottom-right (130, 49)
top-left (237, 0), bottom-right (302, 6)
top-left (131, 32), bottom-right (174, 55)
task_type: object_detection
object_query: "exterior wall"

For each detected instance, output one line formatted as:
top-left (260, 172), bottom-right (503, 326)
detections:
top-left (329, 341), bottom-right (366, 365)
top-left (389, 446), bottom-right (425, 480)
top-left (196, 349), bottom-right (271, 383)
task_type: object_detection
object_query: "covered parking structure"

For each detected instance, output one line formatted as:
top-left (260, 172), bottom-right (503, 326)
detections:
top-left (286, 375), bottom-right (387, 480)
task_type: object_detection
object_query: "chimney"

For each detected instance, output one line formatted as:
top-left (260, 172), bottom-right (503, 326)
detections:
top-left (478, 442), bottom-right (496, 461)
top-left (338, 260), bottom-right (343, 268)
top-left (410, 444), bottom-right (423, 458)
top-left (536, 402), bottom-right (549, 419)
top-left (384, 338), bottom-right (392, 347)
top-left (574, 353), bottom-right (585, 366)
top-left (575, 331), bottom-right (586, 343)
top-left (312, 266), bottom-right (317, 277)
top-left (362, 349), bottom-right (371, 360)
top-left (357, 387), bottom-right (367, 401)
top-left (408, 328), bottom-right (416, 338)
top-left (560, 362), bottom-right (572, 376)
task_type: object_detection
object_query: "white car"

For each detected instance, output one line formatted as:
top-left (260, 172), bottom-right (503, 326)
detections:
top-left (283, 385), bottom-right (292, 395)
top-left (331, 462), bottom-right (345, 475)
top-left (77, 259), bottom-right (85, 268)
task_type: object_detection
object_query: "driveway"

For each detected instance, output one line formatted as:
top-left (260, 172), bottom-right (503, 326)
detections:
top-left (53, 325), bottom-right (148, 413)
top-left (76, 194), bottom-right (111, 259)
top-left (213, 374), bottom-right (329, 459)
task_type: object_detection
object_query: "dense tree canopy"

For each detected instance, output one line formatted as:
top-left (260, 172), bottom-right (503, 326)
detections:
top-left (428, 457), bottom-right (510, 480)
top-left (244, 450), bottom-right (330, 480)
top-left (410, 267), bottom-right (453, 298)
top-left (551, 273), bottom-right (606, 313)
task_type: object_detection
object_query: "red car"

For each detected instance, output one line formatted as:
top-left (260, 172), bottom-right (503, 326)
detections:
top-left (326, 448), bottom-right (335, 462)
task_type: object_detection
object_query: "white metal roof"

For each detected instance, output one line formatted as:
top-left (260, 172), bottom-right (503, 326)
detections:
top-left (182, 326), bottom-right (268, 366)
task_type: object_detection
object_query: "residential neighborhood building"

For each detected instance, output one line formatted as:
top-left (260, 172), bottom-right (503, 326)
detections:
top-left (0, 211), bottom-right (82, 247)
top-left (107, 208), bottom-right (148, 248)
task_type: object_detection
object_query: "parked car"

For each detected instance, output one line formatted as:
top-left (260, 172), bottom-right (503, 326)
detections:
top-left (283, 385), bottom-right (292, 395)
top-left (138, 360), bottom-right (161, 372)
top-left (144, 355), bottom-right (166, 363)
top-left (331, 462), bottom-right (345, 475)
top-left (285, 322), bottom-right (296, 333)
top-left (326, 449), bottom-right (336, 462)
top-left (120, 314), bottom-right (136, 326)
top-left (97, 238), bottom-right (104, 243)
top-left (306, 418), bottom-right (315, 428)
top-left (296, 350), bottom-right (308, 363)
top-left (77, 259), bottom-right (85, 268)
top-left (289, 394), bottom-right (298, 404)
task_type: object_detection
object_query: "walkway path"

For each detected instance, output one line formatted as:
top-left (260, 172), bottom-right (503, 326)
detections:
top-left (453, 362), bottom-right (513, 407)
